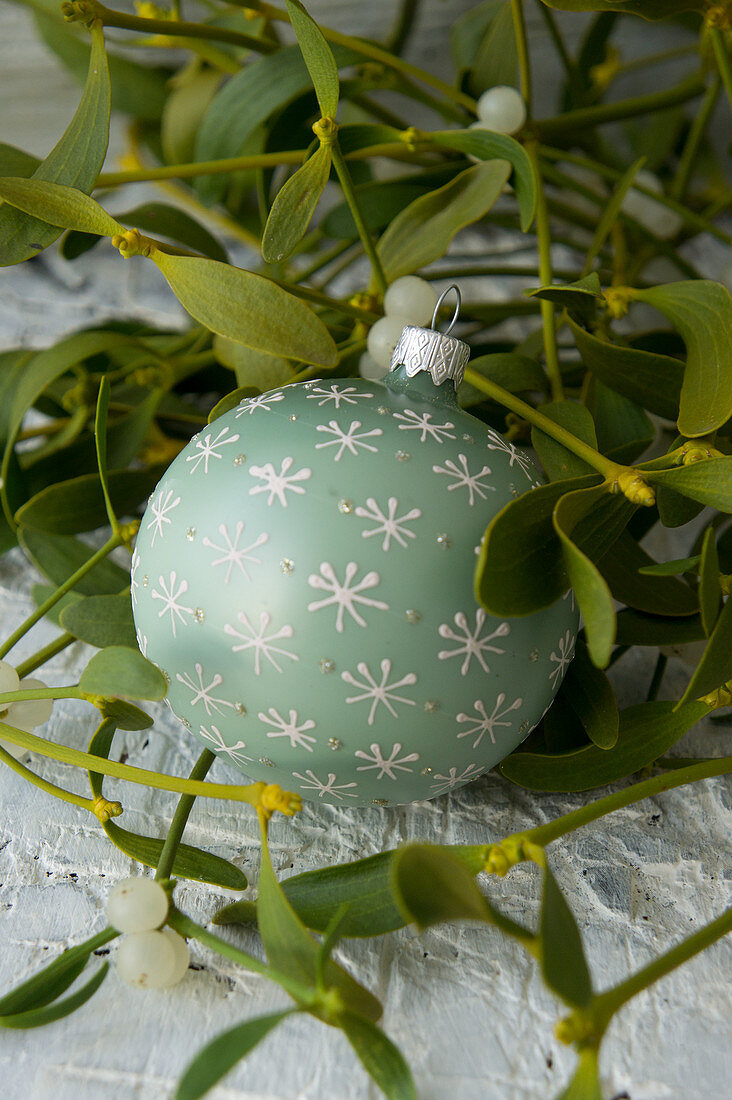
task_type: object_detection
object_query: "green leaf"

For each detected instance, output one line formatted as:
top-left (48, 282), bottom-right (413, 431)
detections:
top-left (450, 1), bottom-right (503, 74)
top-left (0, 143), bottom-right (41, 177)
top-left (213, 336), bottom-right (296, 390)
top-left (555, 1049), bottom-right (603, 1100)
top-left (562, 638), bottom-right (619, 748)
top-left (630, 281), bottom-right (732, 437)
top-left (531, 401), bottom-right (599, 481)
top-left (175, 1011), bottom-right (291, 1100)
top-left (583, 158), bottom-right (644, 274)
top-left (431, 129), bottom-right (536, 231)
top-left (18, 528), bottom-right (129, 595)
top-left (115, 203), bottom-right (227, 263)
top-left (461, 353), bottom-right (549, 408)
top-left (698, 528), bottom-right (721, 637)
top-left (391, 845), bottom-right (490, 928)
top-left (645, 458), bottom-right (732, 513)
top-left (540, 867), bottom-right (592, 1008)
top-left (476, 476), bottom-right (598, 616)
top-left (208, 387), bottom-right (259, 424)
top-left (499, 700), bottom-right (709, 791)
top-left (569, 317), bottom-right (682, 420)
top-left (0, 964), bottom-right (108, 1030)
top-left (94, 375), bottom-right (115, 530)
top-left (0, 179), bottom-right (124, 238)
top-left (377, 160), bottom-right (511, 281)
top-left (0, 22), bottom-right (110, 266)
top-left (553, 489), bottom-right (616, 667)
top-left (526, 273), bottom-right (603, 325)
top-left (656, 483), bottom-right (704, 529)
top-left (262, 144), bottom-right (332, 263)
top-left (16, 467), bottom-right (164, 535)
top-left (614, 609), bottom-right (704, 647)
top-left (31, 584), bottom-right (81, 628)
top-left (341, 1013), bottom-right (416, 1100)
top-left (471, 2), bottom-right (517, 93)
top-left (151, 252), bottom-right (338, 367)
top-left (537, 0), bottom-right (704, 19)
top-left (104, 821), bottom-right (248, 890)
top-left (162, 68), bottom-right (222, 166)
top-left (679, 597), bottom-right (732, 703)
top-left (0, 955), bottom-right (87, 1017)
top-left (257, 832), bottom-right (382, 1022)
top-left (95, 698), bottom-right (152, 732)
top-left (79, 646), bottom-right (167, 701)
top-left (285, 0), bottom-right (339, 118)
top-left (321, 176), bottom-right (444, 238)
top-left (586, 380), bottom-right (653, 464)
top-left (639, 555), bottom-right (701, 577)
top-left (597, 531), bottom-right (699, 616)
top-left (59, 594), bottom-right (137, 649)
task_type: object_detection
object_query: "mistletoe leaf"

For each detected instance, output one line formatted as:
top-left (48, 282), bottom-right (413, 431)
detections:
top-left (537, 0), bottom-right (705, 19)
top-left (630, 281), bottom-right (732, 437)
top-left (645, 459), bottom-right (732, 513)
top-left (470, 1), bottom-right (518, 93)
top-left (31, 584), bottom-right (81, 627)
top-left (597, 531), bottom-right (699, 616)
top-left (476, 476), bottom-right (598, 616)
top-left (377, 160), bottom-right (511, 280)
top-left (18, 528), bottom-right (129, 595)
top-left (698, 528), bottom-right (721, 637)
top-left (679, 597), bottom-right (732, 704)
top-left (0, 178), bottom-right (124, 238)
top-left (59, 594), bottom-right (137, 650)
top-left (0, 22), bottom-right (110, 266)
top-left (341, 1013), bottom-right (416, 1100)
top-left (175, 1011), bottom-right (292, 1100)
top-left (0, 954), bottom-right (87, 1017)
top-left (391, 845), bottom-right (490, 928)
top-left (285, 0), bottom-right (339, 118)
top-left (150, 253), bottom-right (338, 367)
top-left (94, 698), bottom-right (152, 732)
top-left (431, 129), bottom-right (535, 230)
top-left (587, 381), bottom-right (653, 464)
top-left (614, 609), bottom-right (704, 647)
top-left (213, 336), bottom-right (295, 391)
top-left (79, 646), bottom-right (167, 701)
top-left (531, 401), bottom-right (598, 480)
top-left (562, 638), bottom-right (619, 749)
top-left (15, 467), bottom-right (164, 535)
top-left (569, 318), bottom-right (682, 420)
top-left (103, 821), bottom-right (248, 891)
top-left (113, 203), bottom-right (227, 263)
top-left (500, 700), bottom-right (709, 791)
top-left (0, 143), bottom-right (40, 177)
top-left (526, 273), bottom-right (603, 324)
top-left (262, 143), bottom-right (332, 263)
top-left (540, 867), bottom-right (593, 1008)
top-left (0, 964), bottom-right (108, 1030)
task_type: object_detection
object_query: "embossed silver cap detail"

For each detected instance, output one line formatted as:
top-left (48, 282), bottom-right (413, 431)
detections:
top-left (388, 285), bottom-right (469, 389)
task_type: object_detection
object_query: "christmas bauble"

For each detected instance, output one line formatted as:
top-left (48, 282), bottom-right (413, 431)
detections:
top-left (132, 304), bottom-right (578, 806)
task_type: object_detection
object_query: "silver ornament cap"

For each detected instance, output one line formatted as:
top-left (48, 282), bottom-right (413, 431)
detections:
top-left (389, 284), bottom-right (470, 389)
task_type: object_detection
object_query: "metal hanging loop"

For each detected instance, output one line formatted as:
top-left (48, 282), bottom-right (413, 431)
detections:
top-left (430, 284), bottom-right (461, 336)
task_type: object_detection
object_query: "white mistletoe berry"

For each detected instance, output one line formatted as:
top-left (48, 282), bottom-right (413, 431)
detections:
top-left (107, 877), bottom-right (169, 934)
top-left (475, 85), bottom-right (526, 135)
top-left (383, 276), bottom-right (438, 326)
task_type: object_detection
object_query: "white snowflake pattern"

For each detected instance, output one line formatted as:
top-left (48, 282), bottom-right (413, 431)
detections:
top-left (432, 454), bottom-right (495, 506)
top-left (136, 629), bottom-right (148, 657)
top-left (438, 609), bottom-right (510, 675)
top-left (456, 693), bottom-right (523, 749)
top-left (224, 610), bottom-right (298, 675)
top-left (355, 741), bottom-right (420, 780)
top-left (486, 429), bottom-right (536, 478)
top-left (146, 487), bottom-right (181, 546)
top-left (235, 391), bottom-right (284, 416)
top-left (354, 497), bottom-right (422, 551)
top-left (308, 561), bottom-right (389, 632)
top-left (306, 384), bottom-right (373, 408)
top-left (341, 659), bottom-right (418, 725)
top-left (176, 663), bottom-right (234, 715)
top-left (199, 723), bottom-right (252, 765)
top-left (292, 769), bottom-right (358, 799)
top-left (248, 456), bottom-right (312, 507)
top-left (202, 522), bottom-right (268, 583)
top-left (430, 763), bottom-right (484, 795)
top-left (151, 571), bottom-right (193, 636)
top-left (258, 707), bottom-right (316, 751)
top-left (549, 630), bottom-right (576, 688)
top-left (130, 547), bottom-right (141, 608)
top-left (563, 588), bottom-right (576, 612)
top-left (186, 425), bottom-right (240, 474)
top-left (315, 419), bottom-right (383, 461)
top-left (393, 408), bottom-right (456, 444)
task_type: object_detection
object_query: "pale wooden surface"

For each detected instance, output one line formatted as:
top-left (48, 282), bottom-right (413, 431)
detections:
top-left (0, 3), bottom-right (730, 1098)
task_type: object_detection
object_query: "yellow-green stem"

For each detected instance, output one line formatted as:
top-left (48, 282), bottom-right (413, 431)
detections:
top-left (0, 742), bottom-right (99, 816)
top-left (96, 149), bottom-right (307, 188)
top-left (330, 142), bottom-right (387, 294)
top-left (155, 749), bottom-right (215, 882)
top-left (511, 0), bottom-right (532, 111)
top-left (90, 1), bottom-right (276, 52)
top-left (536, 74), bottom-right (706, 138)
top-left (709, 27), bottom-right (732, 111)
top-left (15, 633), bottom-right (77, 679)
top-left (525, 141), bottom-right (563, 400)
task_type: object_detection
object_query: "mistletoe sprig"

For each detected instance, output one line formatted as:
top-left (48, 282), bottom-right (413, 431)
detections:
top-left (0, 0), bottom-right (731, 1096)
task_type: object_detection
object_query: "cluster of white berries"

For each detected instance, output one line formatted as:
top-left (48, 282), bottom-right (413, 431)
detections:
top-left (0, 659), bottom-right (53, 759)
top-left (620, 169), bottom-right (682, 240)
top-left (360, 275), bottom-right (439, 378)
top-left (107, 877), bottom-right (189, 989)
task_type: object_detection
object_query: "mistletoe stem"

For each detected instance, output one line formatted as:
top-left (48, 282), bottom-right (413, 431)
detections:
top-left (511, 0), bottom-right (532, 111)
top-left (462, 370), bottom-right (619, 476)
top-left (519, 756), bottom-right (732, 849)
top-left (15, 633), bottom-right (77, 679)
top-left (96, 149), bottom-right (307, 187)
top-left (84, 2), bottom-right (277, 53)
top-left (168, 909), bottom-right (318, 1006)
top-left (671, 77), bottom-right (721, 202)
top-left (526, 140), bottom-right (563, 400)
top-left (536, 74), bottom-right (706, 138)
top-left (710, 27), bottom-right (732, 111)
top-left (155, 749), bottom-right (216, 883)
top-left (0, 742), bottom-right (100, 817)
top-left (386, 0), bottom-right (420, 55)
top-left (330, 142), bottom-right (387, 294)
top-left (0, 532), bottom-right (123, 661)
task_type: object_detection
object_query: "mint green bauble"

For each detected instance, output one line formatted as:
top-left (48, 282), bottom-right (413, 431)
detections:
top-left (132, 323), bottom-right (578, 806)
